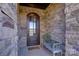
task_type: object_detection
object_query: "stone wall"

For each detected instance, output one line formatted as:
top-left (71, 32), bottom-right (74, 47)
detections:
top-left (0, 3), bottom-right (18, 56)
top-left (45, 4), bottom-right (65, 43)
top-left (65, 3), bottom-right (79, 56)
top-left (44, 4), bottom-right (65, 55)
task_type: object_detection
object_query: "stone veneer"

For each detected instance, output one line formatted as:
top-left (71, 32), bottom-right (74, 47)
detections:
top-left (0, 3), bottom-right (18, 56)
top-left (65, 3), bottom-right (79, 56)
top-left (1, 3), bottom-right (79, 56)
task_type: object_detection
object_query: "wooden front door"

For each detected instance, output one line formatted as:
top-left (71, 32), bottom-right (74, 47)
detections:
top-left (27, 13), bottom-right (40, 46)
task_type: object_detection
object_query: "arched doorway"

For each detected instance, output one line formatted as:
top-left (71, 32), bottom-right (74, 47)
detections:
top-left (27, 13), bottom-right (40, 46)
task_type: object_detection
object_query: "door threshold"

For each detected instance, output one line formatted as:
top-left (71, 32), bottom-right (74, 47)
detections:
top-left (28, 45), bottom-right (40, 49)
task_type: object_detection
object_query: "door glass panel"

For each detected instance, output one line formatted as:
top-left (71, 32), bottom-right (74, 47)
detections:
top-left (29, 21), bottom-right (33, 36)
top-left (29, 16), bottom-right (36, 36)
top-left (33, 18), bottom-right (36, 34)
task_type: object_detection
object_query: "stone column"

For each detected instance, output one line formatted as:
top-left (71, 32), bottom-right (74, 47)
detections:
top-left (65, 3), bottom-right (79, 56)
top-left (0, 3), bottom-right (18, 56)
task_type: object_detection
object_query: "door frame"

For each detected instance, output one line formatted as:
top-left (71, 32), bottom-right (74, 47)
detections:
top-left (26, 13), bottom-right (40, 47)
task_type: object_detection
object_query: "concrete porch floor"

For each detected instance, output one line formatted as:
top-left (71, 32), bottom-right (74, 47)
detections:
top-left (27, 47), bottom-right (52, 56)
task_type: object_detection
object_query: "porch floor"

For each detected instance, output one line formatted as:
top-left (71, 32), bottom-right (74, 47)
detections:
top-left (27, 47), bottom-right (52, 56)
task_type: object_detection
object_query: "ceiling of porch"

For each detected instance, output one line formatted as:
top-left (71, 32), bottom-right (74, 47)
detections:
top-left (19, 3), bottom-right (50, 9)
